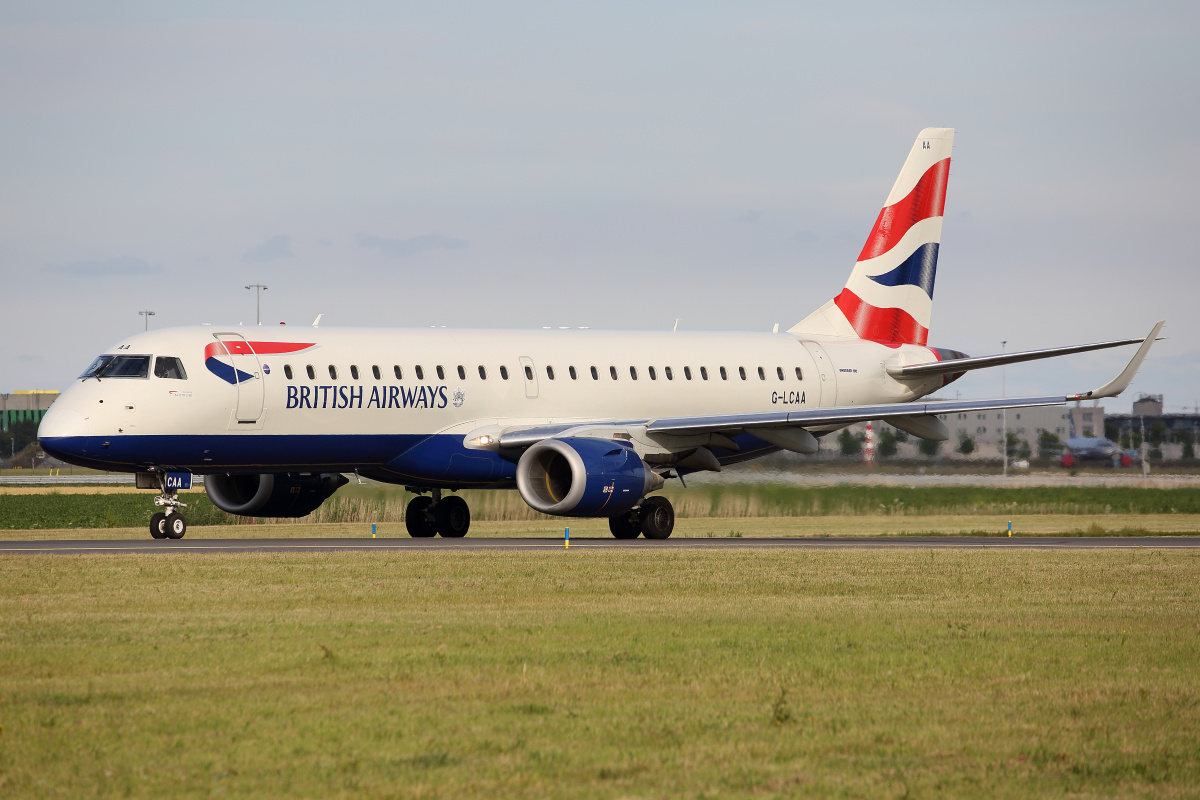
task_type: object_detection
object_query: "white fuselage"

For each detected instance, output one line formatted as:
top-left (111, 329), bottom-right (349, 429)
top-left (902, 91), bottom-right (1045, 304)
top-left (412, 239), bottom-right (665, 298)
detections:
top-left (39, 325), bottom-right (944, 481)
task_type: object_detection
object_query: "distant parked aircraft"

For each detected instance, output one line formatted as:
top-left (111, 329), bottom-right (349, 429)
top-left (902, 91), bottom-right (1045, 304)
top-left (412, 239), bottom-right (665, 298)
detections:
top-left (1061, 410), bottom-right (1132, 467)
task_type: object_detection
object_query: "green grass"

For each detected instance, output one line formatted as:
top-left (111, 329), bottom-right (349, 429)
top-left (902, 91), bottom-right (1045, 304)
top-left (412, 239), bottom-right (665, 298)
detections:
top-left (4, 484), bottom-right (1200, 530)
top-left (1, 549), bottom-right (1198, 797)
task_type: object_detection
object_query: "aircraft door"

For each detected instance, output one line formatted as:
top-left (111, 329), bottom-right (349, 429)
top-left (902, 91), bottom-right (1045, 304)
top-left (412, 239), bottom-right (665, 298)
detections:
top-left (801, 341), bottom-right (833, 407)
top-left (214, 333), bottom-right (265, 422)
top-left (518, 356), bottom-right (539, 399)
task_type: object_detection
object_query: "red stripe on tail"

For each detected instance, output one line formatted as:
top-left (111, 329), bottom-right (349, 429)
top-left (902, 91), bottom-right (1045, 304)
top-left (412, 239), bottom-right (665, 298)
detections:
top-left (857, 158), bottom-right (950, 262)
top-left (833, 288), bottom-right (929, 346)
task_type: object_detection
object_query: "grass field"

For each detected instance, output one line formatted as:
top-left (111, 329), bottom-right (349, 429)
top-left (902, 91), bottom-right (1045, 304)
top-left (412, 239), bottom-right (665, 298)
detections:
top-left (4, 483), bottom-right (1200, 530)
top-left (1, 548), bottom-right (1198, 798)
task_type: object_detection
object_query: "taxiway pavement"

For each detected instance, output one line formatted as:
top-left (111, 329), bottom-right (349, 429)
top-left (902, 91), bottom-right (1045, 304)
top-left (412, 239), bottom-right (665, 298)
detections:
top-left (2, 536), bottom-right (1199, 555)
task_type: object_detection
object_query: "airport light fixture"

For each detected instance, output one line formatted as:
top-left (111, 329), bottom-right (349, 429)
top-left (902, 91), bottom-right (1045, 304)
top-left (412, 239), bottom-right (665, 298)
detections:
top-left (245, 284), bottom-right (268, 325)
top-left (139, 310), bottom-right (155, 331)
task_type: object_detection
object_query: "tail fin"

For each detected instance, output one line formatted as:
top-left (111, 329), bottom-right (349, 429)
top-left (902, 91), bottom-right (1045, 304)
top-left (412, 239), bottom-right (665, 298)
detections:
top-left (790, 128), bottom-right (954, 346)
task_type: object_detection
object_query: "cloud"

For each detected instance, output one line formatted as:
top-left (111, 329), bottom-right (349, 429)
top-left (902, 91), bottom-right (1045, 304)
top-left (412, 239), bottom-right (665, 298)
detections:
top-left (243, 234), bottom-right (295, 262)
top-left (358, 233), bottom-right (468, 259)
top-left (43, 256), bottom-right (164, 277)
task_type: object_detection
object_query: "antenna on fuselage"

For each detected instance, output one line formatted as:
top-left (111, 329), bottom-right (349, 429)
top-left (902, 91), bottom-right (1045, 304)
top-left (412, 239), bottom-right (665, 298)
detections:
top-left (312, 314), bottom-right (323, 327)
top-left (672, 319), bottom-right (680, 333)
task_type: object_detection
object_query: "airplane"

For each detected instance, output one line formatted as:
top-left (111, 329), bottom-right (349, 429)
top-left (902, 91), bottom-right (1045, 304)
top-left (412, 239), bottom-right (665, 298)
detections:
top-left (1060, 407), bottom-right (1131, 467)
top-left (37, 128), bottom-right (1163, 540)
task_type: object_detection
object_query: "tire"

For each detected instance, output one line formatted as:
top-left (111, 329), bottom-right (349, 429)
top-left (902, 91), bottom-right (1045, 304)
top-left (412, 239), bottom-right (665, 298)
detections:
top-left (638, 496), bottom-right (675, 540)
top-left (166, 514), bottom-right (187, 539)
top-left (150, 512), bottom-right (167, 539)
top-left (608, 512), bottom-right (641, 539)
top-left (435, 495), bottom-right (471, 538)
top-left (405, 496), bottom-right (438, 537)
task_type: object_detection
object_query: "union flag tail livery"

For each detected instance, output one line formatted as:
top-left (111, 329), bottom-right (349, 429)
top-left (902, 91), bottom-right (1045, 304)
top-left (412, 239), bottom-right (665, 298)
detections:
top-left (790, 127), bottom-right (954, 346)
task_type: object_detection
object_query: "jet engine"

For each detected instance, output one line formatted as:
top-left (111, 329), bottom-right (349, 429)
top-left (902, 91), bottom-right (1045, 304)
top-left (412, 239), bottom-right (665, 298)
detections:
top-left (515, 438), bottom-right (662, 517)
top-left (204, 472), bottom-right (349, 518)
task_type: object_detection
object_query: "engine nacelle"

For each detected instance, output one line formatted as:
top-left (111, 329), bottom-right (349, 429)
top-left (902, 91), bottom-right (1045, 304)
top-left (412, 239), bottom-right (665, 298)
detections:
top-left (516, 438), bottom-right (660, 517)
top-left (205, 472), bottom-right (349, 518)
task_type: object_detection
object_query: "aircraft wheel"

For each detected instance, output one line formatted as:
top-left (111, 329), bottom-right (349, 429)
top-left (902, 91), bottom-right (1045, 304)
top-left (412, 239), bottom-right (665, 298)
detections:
top-left (608, 512), bottom-right (641, 539)
top-left (150, 512), bottom-right (168, 539)
top-left (165, 514), bottom-right (187, 540)
top-left (639, 497), bottom-right (675, 540)
top-left (405, 496), bottom-right (438, 537)
top-left (435, 495), bottom-right (471, 538)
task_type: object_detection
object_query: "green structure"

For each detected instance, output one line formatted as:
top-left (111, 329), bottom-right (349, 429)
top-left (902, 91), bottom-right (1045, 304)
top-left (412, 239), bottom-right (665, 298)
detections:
top-left (1, 391), bottom-right (58, 432)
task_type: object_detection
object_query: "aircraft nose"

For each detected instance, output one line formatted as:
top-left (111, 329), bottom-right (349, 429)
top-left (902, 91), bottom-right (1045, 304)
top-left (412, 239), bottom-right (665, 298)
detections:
top-left (38, 406), bottom-right (90, 439)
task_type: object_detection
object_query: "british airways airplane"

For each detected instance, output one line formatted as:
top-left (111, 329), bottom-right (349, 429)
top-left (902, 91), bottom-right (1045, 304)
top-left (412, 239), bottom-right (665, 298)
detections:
top-left (37, 129), bottom-right (1162, 540)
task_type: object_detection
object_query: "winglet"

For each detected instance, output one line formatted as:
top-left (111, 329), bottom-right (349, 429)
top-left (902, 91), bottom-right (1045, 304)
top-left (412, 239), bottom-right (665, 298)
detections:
top-left (1071, 320), bottom-right (1164, 400)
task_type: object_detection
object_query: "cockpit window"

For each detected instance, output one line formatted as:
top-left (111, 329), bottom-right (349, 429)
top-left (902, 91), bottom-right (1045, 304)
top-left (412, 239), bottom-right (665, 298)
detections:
top-left (81, 354), bottom-right (150, 379)
top-left (154, 356), bottom-right (187, 380)
top-left (104, 355), bottom-right (152, 378)
top-left (80, 355), bottom-right (115, 378)
top-left (107, 356), bottom-right (151, 378)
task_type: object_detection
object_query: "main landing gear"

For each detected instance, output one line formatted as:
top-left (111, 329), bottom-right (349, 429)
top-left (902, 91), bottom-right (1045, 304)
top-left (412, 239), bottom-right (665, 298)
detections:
top-left (608, 496), bottom-right (675, 540)
top-left (404, 489), bottom-right (470, 538)
top-left (149, 477), bottom-right (188, 540)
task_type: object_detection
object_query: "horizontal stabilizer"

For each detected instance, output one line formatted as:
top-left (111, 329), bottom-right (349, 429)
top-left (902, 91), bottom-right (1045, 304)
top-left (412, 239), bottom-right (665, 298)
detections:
top-left (888, 334), bottom-right (1154, 379)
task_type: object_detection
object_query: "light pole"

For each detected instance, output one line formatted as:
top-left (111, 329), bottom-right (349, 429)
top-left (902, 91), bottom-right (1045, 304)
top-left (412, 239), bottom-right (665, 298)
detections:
top-left (245, 284), bottom-right (268, 325)
top-left (1001, 340), bottom-right (1007, 477)
top-left (139, 310), bottom-right (155, 330)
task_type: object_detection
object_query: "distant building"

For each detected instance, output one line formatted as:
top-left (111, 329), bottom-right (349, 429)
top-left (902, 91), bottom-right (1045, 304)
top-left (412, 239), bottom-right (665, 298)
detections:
top-left (1, 391), bottom-right (58, 432)
top-left (933, 403), bottom-right (1103, 454)
top-left (1132, 393), bottom-right (1164, 416)
top-left (1108, 394), bottom-right (1200, 454)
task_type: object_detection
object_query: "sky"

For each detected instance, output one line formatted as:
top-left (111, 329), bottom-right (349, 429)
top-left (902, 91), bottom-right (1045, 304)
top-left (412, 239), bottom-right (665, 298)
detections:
top-left (2, 1), bottom-right (1198, 413)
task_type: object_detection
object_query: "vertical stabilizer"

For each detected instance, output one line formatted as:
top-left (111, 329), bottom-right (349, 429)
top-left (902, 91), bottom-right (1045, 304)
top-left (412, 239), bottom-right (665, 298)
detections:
top-left (790, 128), bottom-right (954, 345)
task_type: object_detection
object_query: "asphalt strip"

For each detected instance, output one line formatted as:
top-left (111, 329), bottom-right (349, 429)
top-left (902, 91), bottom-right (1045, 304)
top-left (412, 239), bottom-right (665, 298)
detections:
top-left (2, 536), bottom-right (1200, 555)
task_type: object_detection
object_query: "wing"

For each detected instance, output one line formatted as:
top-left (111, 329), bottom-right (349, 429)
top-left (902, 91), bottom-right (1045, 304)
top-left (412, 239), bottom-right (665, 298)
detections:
top-left (491, 321), bottom-right (1161, 453)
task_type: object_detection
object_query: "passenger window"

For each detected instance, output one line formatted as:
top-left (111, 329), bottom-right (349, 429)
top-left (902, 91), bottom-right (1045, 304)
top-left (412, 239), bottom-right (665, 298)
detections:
top-left (436, 366), bottom-right (445, 380)
top-left (757, 367), bottom-right (765, 380)
top-left (665, 366), bottom-right (673, 380)
top-left (478, 366), bottom-right (487, 380)
top-left (328, 365), bottom-right (338, 380)
top-left (500, 365), bottom-right (509, 380)
top-left (610, 366), bottom-right (618, 380)
top-left (629, 366), bottom-right (638, 380)
top-left (701, 367), bottom-right (709, 380)
top-left (546, 366), bottom-right (555, 380)
top-left (648, 366), bottom-right (657, 380)
top-left (306, 365), bottom-right (315, 380)
top-left (394, 365), bottom-right (403, 379)
top-left (590, 366), bottom-right (599, 380)
top-left (372, 365), bottom-right (381, 380)
top-left (738, 367), bottom-right (746, 380)
top-left (350, 365), bottom-right (359, 380)
top-left (777, 367), bottom-right (784, 380)
top-left (684, 366), bottom-right (692, 380)
top-left (569, 366), bottom-right (577, 380)
top-left (795, 367), bottom-right (803, 380)
top-left (284, 364), bottom-right (294, 380)
top-left (154, 356), bottom-right (187, 380)
top-left (416, 365), bottom-right (424, 380)
top-left (457, 365), bottom-right (466, 380)
top-left (524, 365), bottom-right (534, 381)
top-left (720, 367), bottom-right (728, 380)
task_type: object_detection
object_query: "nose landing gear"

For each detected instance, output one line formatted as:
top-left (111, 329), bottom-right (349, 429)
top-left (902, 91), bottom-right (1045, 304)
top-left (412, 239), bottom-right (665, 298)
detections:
top-left (146, 474), bottom-right (188, 539)
top-left (404, 488), bottom-right (471, 538)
